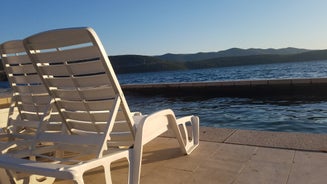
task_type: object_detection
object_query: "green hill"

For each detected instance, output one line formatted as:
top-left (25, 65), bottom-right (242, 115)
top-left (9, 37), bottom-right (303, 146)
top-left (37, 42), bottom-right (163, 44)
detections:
top-left (109, 49), bottom-right (327, 73)
top-left (109, 55), bottom-right (187, 74)
top-left (185, 49), bottom-right (327, 69)
top-left (155, 47), bottom-right (310, 62)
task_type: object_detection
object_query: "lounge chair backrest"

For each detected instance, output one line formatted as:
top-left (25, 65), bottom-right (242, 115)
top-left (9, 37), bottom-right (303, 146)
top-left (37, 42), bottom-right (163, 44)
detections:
top-left (0, 40), bottom-right (61, 139)
top-left (24, 27), bottom-right (135, 157)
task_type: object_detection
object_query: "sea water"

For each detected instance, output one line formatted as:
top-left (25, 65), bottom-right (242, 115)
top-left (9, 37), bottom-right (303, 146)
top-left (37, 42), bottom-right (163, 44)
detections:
top-left (118, 60), bottom-right (327, 134)
top-left (2, 60), bottom-right (327, 134)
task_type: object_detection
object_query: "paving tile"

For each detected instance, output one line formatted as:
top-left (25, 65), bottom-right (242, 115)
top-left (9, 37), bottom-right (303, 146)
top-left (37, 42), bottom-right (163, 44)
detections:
top-left (288, 151), bottom-right (327, 184)
top-left (288, 163), bottom-right (327, 184)
top-left (226, 130), bottom-right (327, 152)
top-left (140, 167), bottom-right (193, 184)
top-left (198, 157), bottom-right (246, 174)
top-left (252, 147), bottom-right (295, 164)
top-left (189, 141), bottom-right (222, 159)
top-left (198, 127), bottom-right (236, 143)
top-left (211, 143), bottom-right (257, 162)
top-left (185, 165), bottom-right (238, 184)
top-left (234, 161), bottom-right (291, 184)
top-left (293, 151), bottom-right (327, 165)
top-left (140, 137), bottom-right (189, 176)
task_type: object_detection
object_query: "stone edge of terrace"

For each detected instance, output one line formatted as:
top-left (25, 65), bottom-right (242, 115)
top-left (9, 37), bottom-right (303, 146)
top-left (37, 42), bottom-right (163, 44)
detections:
top-left (162, 126), bottom-right (327, 153)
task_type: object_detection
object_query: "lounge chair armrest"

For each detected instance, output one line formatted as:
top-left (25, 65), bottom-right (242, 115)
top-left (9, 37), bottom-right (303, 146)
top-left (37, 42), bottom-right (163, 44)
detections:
top-left (135, 109), bottom-right (175, 144)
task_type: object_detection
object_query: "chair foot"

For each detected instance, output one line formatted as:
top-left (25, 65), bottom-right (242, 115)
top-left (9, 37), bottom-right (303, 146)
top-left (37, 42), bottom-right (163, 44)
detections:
top-left (10, 174), bottom-right (56, 184)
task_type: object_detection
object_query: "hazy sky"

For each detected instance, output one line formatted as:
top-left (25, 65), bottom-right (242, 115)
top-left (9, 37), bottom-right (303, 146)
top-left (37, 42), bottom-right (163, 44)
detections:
top-left (1, 0), bottom-right (327, 55)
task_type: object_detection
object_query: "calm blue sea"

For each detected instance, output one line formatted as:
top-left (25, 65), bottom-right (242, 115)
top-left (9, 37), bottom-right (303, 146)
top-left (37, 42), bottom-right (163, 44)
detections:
top-left (118, 60), bottom-right (327, 134)
top-left (117, 60), bottom-right (327, 84)
top-left (2, 60), bottom-right (327, 134)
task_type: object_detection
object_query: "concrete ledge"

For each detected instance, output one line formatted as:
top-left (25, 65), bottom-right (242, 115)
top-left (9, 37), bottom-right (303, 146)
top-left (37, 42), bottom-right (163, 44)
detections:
top-left (122, 77), bottom-right (327, 97)
top-left (226, 129), bottom-right (327, 152)
top-left (163, 126), bottom-right (327, 152)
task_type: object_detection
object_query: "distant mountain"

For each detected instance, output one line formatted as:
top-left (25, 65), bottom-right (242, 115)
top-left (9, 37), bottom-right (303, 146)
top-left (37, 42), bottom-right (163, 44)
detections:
top-left (185, 49), bottom-right (327, 69)
top-left (107, 49), bottom-right (327, 74)
top-left (109, 55), bottom-right (186, 74)
top-left (1, 49), bottom-right (327, 80)
top-left (155, 47), bottom-right (311, 62)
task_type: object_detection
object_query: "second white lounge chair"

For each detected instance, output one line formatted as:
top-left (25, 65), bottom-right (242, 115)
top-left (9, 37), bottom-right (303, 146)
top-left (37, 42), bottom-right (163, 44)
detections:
top-left (0, 40), bottom-right (63, 184)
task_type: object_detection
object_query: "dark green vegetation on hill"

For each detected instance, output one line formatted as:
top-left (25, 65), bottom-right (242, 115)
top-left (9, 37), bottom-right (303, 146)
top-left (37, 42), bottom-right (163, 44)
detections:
top-left (110, 48), bottom-right (327, 74)
top-left (156, 47), bottom-right (310, 62)
top-left (109, 55), bottom-right (186, 74)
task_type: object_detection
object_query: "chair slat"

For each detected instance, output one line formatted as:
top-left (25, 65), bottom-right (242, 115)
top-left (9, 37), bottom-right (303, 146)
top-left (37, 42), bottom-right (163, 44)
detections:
top-left (110, 132), bottom-right (133, 142)
top-left (58, 100), bottom-right (114, 111)
top-left (46, 74), bottom-right (110, 88)
top-left (37, 133), bottom-right (102, 146)
top-left (10, 120), bottom-right (40, 129)
top-left (6, 64), bottom-right (35, 74)
top-left (112, 121), bottom-right (131, 132)
top-left (19, 113), bottom-right (45, 121)
top-left (63, 111), bottom-right (110, 122)
top-left (32, 46), bottom-right (99, 64)
top-left (53, 86), bottom-right (115, 101)
top-left (39, 59), bottom-right (105, 76)
top-left (26, 28), bottom-right (93, 50)
top-left (18, 104), bottom-right (49, 113)
top-left (11, 75), bottom-right (42, 84)
top-left (2, 54), bottom-right (31, 64)
top-left (69, 121), bottom-right (105, 132)
top-left (18, 95), bottom-right (50, 104)
top-left (13, 85), bottom-right (48, 94)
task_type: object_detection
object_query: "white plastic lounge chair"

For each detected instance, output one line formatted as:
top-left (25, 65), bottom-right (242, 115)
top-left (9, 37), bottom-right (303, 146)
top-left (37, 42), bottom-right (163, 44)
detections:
top-left (0, 40), bottom-right (62, 183)
top-left (0, 40), bottom-right (62, 152)
top-left (0, 27), bottom-right (199, 184)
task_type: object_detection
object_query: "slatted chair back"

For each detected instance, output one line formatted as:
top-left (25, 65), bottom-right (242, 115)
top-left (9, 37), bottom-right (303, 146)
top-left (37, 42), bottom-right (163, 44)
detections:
top-left (24, 27), bottom-right (135, 157)
top-left (0, 40), bottom-right (61, 141)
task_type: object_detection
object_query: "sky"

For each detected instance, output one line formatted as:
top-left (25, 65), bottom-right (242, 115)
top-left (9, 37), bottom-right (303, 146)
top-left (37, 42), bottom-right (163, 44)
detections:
top-left (1, 0), bottom-right (327, 56)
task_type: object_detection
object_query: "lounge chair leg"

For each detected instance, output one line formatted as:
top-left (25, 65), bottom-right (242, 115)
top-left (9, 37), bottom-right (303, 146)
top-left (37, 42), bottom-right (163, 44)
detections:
top-left (27, 175), bottom-right (56, 184)
top-left (72, 177), bottom-right (85, 184)
top-left (127, 152), bottom-right (133, 184)
top-left (10, 175), bottom-right (56, 184)
top-left (174, 115), bottom-right (200, 155)
top-left (132, 135), bottom-right (144, 184)
top-left (103, 164), bottom-right (113, 184)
